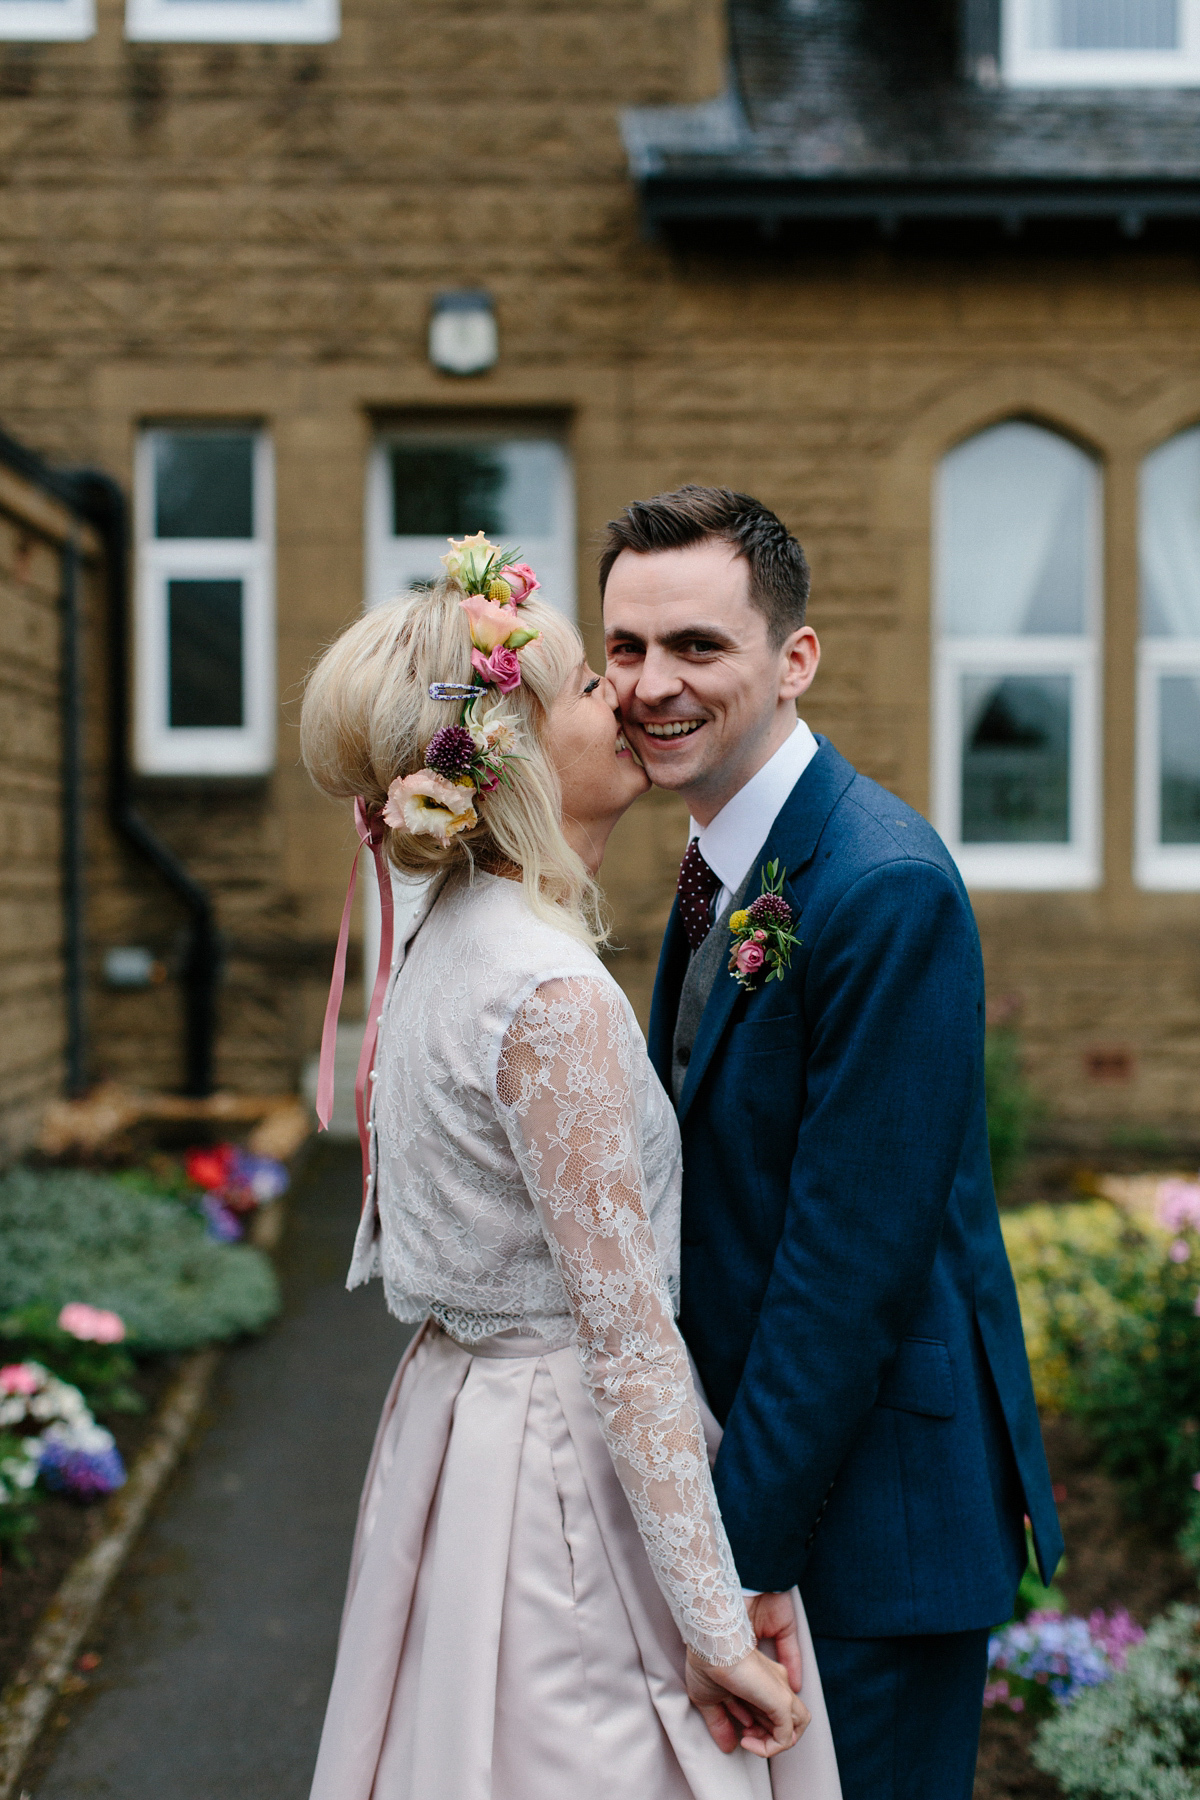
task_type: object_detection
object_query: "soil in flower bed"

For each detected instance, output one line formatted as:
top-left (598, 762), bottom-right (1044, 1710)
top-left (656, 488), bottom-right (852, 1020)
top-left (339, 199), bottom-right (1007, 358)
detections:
top-left (0, 1356), bottom-right (179, 1695)
top-left (972, 1413), bottom-right (1197, 1799)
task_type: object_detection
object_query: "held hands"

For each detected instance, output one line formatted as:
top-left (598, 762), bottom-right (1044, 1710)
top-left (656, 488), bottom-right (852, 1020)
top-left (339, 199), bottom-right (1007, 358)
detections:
top-left (685, 1593), bottom-right (809, 1759)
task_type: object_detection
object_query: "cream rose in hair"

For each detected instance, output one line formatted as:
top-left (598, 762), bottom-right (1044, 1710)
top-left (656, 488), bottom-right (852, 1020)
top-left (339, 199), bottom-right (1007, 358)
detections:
top-left (383, 769), bottom-right (477, 847)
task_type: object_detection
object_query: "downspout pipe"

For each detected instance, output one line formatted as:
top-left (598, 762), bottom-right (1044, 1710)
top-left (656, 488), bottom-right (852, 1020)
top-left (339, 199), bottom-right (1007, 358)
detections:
top-left (59, 469), bottom-right (220, 1100)
top-left (0, 426), bottom-right (220, 1100)
top-left (59, 531), bottom-right (87, 1098)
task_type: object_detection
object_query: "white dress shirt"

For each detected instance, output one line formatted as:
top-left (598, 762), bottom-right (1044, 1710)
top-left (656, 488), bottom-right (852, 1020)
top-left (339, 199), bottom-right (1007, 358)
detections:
top-left (689, 718), bottom-right (819, 917)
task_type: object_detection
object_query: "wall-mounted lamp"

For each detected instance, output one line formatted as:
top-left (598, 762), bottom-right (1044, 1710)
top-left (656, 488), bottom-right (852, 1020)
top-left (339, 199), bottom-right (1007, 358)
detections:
top-left (428, 289), bottom-right (498, 377)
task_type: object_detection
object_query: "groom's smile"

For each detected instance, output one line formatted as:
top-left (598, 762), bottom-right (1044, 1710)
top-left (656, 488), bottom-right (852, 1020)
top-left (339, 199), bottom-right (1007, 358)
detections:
top-left (602, 538), bottom-right (818, 825)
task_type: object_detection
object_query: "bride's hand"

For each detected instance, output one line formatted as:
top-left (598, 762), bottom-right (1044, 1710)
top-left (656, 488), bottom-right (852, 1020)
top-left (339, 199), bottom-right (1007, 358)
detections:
top-left (685, 1644), bottom-right (810, 1758)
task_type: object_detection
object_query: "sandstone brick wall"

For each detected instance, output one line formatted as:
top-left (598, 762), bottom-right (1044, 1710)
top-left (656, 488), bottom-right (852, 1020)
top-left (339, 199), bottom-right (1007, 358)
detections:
top-left (0, 0), bottom-right (1193, 1138)
top-left (0, 467), bottom-right (103, 1161)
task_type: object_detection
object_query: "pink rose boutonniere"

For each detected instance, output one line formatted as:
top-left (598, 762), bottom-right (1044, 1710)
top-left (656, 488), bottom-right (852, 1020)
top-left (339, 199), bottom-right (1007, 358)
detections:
top-left (728, 861), bottom-right (800, 992)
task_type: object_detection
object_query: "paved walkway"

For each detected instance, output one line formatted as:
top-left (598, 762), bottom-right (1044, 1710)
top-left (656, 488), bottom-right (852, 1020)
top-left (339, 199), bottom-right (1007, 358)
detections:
top-left (29, 1143), bottom-right (412, 1800)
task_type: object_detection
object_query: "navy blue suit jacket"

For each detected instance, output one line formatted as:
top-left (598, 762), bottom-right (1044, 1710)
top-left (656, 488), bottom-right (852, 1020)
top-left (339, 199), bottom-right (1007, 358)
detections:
top-left (649, 739), bottom-right (1063, 1638)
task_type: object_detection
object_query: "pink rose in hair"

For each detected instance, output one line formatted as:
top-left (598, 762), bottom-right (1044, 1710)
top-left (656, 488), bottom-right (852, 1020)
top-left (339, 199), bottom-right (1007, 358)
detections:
top-left (735, 941), bottom-right (765, 976)
top-left (460, 591), bottom-right (519, 652)
top-left (500, 562), bottom-right (540, 603)
top-left (472, 645), bottom-right (522, 694)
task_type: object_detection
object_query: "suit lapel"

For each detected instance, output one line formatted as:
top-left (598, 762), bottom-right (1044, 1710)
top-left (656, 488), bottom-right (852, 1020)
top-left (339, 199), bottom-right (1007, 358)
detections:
top-left (647, 894), bottom-right (689, 1090)
top-left (675, 738), bottom-right (857, 1126)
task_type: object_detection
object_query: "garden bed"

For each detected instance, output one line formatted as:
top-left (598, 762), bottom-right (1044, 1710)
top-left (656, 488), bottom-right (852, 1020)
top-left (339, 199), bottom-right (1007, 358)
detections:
top-left (974, 1414), bottom-right (1196, 1798)
top-left (0, 1356), bottom-right (178, 1695)
top-left (0, 1143), bottom-right (295, 1722)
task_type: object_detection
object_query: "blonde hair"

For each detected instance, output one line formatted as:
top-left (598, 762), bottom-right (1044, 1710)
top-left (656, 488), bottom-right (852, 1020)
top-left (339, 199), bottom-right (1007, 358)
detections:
top-left (300, 581), bottom-right (606, 947)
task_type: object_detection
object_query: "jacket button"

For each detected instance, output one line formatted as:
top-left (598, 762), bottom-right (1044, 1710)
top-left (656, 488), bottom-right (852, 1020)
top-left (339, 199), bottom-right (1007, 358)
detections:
top-left (677, 1045), bottom-right (690, 1065)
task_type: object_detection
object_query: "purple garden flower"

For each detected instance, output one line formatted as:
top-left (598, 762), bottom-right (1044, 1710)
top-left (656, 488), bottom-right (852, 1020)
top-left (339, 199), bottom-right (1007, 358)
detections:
top-left (985, 1609), bottom-right (1143, 1712)
top-left (202, 1194), bottom-right (244, 1242)
top-left (38, 1423), bottom-right (126, 1499)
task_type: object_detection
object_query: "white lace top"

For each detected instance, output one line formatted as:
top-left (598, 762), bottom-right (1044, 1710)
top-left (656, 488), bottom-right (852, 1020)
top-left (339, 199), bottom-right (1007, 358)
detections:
top-left (352, 869), bottom-right (754, 1668)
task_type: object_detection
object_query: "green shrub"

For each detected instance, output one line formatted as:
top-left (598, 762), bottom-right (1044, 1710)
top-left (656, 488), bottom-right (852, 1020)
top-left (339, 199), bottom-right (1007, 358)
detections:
top-left (985, 1027), bottom-right (1036, 1195)
top-left (0, 1168), bottom-right (280, 1352)
top-left (1033, 1606), bottom-right (1200, 1798)
top-left (1066, 1229), bottom-right (1200, 1533)
top-left (1001, 1201), bottom-right (1141, 1413)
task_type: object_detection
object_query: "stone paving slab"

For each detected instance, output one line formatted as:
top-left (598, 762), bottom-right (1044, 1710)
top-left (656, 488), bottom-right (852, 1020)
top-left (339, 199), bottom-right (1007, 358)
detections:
top-left (27, 1143), bottom-right (411, 1800)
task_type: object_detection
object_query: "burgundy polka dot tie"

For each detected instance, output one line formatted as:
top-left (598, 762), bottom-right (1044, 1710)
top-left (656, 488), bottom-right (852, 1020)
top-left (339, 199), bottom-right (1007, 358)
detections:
top-left (676, 838), bottom-right (720, 953)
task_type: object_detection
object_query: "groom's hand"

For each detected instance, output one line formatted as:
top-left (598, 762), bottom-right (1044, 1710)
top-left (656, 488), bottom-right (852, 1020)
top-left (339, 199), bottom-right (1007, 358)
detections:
top-left (745, 1591), bottom-right (803, 1692)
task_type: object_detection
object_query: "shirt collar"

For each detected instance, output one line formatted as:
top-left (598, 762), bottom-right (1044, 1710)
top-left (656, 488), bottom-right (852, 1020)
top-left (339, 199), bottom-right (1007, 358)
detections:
top-left (689, 719), bottom-right (818, 898)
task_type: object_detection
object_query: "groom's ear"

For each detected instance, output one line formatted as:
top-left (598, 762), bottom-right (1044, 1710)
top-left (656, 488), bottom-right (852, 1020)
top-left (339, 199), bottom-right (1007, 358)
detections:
top-left (779, 626), bottom-right (820, 702)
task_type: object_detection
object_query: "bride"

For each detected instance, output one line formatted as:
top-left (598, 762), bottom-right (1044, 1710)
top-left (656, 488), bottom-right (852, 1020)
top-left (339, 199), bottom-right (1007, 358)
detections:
top-left (300, 538), bottom-right (840, 1800)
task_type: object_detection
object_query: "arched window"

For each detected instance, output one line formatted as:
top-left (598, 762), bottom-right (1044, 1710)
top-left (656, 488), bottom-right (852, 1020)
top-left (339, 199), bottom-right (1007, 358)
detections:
top-left (933, 421), bottom-right (1102, 888)
top-left (1137, 427), bottom-right (1200, 887)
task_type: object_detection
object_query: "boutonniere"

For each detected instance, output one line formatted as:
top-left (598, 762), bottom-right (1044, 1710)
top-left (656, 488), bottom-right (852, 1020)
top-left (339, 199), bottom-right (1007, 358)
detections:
top-left (728, 861), bottom-right (800, 991)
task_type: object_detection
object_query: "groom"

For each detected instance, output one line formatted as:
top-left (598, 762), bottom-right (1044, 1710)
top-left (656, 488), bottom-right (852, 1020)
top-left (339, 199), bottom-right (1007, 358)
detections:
top-left (601, 486), bottom-right (1063, 1799)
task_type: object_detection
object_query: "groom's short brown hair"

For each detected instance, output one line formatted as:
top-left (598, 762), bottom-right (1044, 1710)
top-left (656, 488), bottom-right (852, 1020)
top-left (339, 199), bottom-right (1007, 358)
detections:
top-left (598, 485), bottom-right (810, 645)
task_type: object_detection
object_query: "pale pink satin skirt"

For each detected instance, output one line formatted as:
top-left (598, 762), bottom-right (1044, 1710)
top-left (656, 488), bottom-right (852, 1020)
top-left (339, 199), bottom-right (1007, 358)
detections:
top-left (309, 1321), bottom-right (841, 1800)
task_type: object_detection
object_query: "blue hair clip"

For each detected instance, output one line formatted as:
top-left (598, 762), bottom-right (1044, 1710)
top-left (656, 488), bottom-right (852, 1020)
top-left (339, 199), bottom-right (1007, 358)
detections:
top-left (428, 683), bottom-right (479, 703)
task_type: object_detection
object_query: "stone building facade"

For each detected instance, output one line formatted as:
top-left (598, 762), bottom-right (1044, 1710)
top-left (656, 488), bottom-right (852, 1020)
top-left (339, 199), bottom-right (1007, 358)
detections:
top-left (0, 0), bottom-right (1197, 1143)
top-left (0, 450), bottom-right (103, 1160)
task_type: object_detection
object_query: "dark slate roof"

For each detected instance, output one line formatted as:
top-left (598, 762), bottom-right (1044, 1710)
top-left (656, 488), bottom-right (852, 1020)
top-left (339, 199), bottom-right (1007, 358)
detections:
top-left (622, 0), bottom-right (1200, 236)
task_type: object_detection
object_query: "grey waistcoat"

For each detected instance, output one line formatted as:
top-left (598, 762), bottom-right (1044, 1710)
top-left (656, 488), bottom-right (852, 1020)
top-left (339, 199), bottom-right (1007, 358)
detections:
top-left (670, 868), bottom-right (756, 1104)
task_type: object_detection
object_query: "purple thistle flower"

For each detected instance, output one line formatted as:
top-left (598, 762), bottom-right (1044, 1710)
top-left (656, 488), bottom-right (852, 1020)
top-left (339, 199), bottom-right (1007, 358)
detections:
top-left (425, 726), bottom-right (477, 781)
top-left (748, 891), bottom-right (792, 928)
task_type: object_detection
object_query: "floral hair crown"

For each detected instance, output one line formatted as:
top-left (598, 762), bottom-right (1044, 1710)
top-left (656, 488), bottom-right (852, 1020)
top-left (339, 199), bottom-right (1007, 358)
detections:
top-left (382, 533), bottom-right (542, 848)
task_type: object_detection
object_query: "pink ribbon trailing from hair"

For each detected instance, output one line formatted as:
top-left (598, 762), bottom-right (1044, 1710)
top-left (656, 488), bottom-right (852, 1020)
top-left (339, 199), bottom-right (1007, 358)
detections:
top-left (315, 797), bottom-right (395, 1207)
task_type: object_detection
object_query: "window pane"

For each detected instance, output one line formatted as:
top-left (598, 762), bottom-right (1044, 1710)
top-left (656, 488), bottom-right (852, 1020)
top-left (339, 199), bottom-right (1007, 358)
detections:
top-left (155, 433), bottom-right (254, 539)
top-left (939, 423), bottom-right (1095, 637)
top-left (1141, 428), bottom-right (1200, 638)
top-left (389, 440), bottom-right (558, 540)
top-left (168, 579), bottom-right (244, 727)
top-left (961, 673), bottom-right (1071, 843)
top-left (1041, 0), bottom-right (1178, 46)
top-left (1160, 675), bottom-right (1200, 843)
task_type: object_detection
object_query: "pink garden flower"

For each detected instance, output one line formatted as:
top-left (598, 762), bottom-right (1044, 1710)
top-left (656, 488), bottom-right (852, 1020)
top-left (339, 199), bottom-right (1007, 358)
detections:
top-left (59, 1302), bottom-right (127, 1344)
top-left (1, 1363), bottom-right (40, 1395)
top-left (735, 941), bottom-right (766, 976)
top-left (500, 561), bottom-right (540, 603)
top-left (1170, 1239), bottom-right (1192, 1263)
top-left (1157, 1179), bottom-right (1200, 1232)
top-left (471, 645), bottom-right (522, 693)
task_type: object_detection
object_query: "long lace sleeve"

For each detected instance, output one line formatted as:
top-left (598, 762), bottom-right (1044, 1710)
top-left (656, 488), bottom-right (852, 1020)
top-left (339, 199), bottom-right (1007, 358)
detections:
top-left (495, 975), bottom-right (755, 1668)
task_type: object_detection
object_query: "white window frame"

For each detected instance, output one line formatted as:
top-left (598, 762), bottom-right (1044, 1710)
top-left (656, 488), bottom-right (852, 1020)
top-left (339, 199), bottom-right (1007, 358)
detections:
top-left (365, 428), bottom-right (577, 620)
top-left (0, 0), bottom-right (94, 40)
top-left (134, 427), bottom-right (276, 777)
top-left (361, 427), bottom-right (576, 1005)
top-left (125, 0), bottom-right (337, 43)
top-left (1135, 643), bottom-right (1200, 887)
top-left (932, 436), bottom-right (1103, 891)
top-left (1003, 0), bottom-right (1200, 84)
